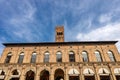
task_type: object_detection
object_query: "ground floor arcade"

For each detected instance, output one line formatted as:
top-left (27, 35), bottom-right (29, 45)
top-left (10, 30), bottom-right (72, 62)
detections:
top-left (0, 62), bottom-right (120, 80)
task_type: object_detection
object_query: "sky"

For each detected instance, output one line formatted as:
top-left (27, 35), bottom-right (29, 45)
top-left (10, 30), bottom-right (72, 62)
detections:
top-left (0, 0), bottom-right (120, 55)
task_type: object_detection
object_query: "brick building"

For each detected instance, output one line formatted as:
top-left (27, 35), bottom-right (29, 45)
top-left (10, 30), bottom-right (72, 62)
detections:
top-left (0, 26), bottom-right (120, 80)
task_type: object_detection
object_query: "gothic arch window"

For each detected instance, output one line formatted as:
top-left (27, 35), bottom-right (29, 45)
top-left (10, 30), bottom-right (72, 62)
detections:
top-left (69, 51), bottom-right (75, 62)
top-left (44, 52), bottom-right (50, 63)
top-left (12, 69), bottom-right (19, 75)
top-left (31, 52), bottom-right (37, 63)
top-left (95, 51), bottom-right (102, 62)
top-left (56, 51), bottom-right (62, 62)
top-left (18, 52), bottom-right (24, 63)
top-left (0, 70), bottom-right (5, 75)
top-left (0, 70), bottom-right (5, 80)
top-left (108, 51), bottom-right (116, 62)
top-left (5, 52), bottom-right (12, 63)
top-left (82, 51), bottom-right (88, 62)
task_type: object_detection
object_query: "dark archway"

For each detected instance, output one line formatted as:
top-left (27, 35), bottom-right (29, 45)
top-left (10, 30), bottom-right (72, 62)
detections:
top-left (40, 70), bottom-right (49, 80)
top-left (10, 78), bottom-right (19, 80)
top-left (116, 75), bottom-right (120, 80)
top-left (84, 76), bottom-right (95, 80)
top-left (25, 70), bottom-right (35, 80)
top-left (68, 69), bottom-right (79, 80)
top-left (54, 69), bottom-right (64, 80)
top-left (69, 76), bottom-right (79, 80)
top-left (100, 76), bottom-right (110, 80)
top-left (10, 69), bottom-right (20, 80)
top-left (0, 70), bottom-right (5, 80)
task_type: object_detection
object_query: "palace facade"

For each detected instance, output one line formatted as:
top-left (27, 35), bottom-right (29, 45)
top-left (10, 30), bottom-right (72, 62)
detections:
top-left (0, 26), bottom-right (120, 80)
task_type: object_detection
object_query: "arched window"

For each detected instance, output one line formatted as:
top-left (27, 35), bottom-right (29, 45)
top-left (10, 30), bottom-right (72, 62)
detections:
top-left (18, 52), bottom-right (24, 63)
top-left (69, 51), bottom-right (75, 62)
top-left (0, 70), bottom-right (5, 80)
top-left (11, 69), bottom-right (20, 80)
top-left (82, 51), bottom-right (88, 62)
top-left (56, 52), bottom-right (62, 62)
top-left (95, 51), bottom-right (102, 62)
top-left (0, 70), bottom-right (5, 75)
top-left (12, 69), bottom-right (19, 75)
top-left (108, 51), bottom-right (116, 62)
top-left (5, 52), bottom-right (12, 63)
top-left (31, 52), bottom-right (37, 63)
top-left (44, 52), bottom-right (49, 63)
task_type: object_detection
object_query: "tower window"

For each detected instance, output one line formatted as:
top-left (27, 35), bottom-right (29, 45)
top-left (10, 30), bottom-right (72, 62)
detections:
top-left (57, 32), bottom-right (63, 35)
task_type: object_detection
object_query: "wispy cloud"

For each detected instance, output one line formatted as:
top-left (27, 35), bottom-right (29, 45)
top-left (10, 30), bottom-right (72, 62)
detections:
top-left (99, 14), bottom-right (112, 23)
top-left (0, 0), bottom-right (120, 55)
top-left (76, 22), bottom-right (120, 52)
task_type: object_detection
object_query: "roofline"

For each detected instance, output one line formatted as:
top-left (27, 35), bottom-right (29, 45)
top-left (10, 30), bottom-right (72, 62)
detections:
top-left (2, 41), bottom-right (118, 46)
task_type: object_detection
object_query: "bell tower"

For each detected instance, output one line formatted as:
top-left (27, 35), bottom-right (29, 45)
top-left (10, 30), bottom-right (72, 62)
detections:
top-left (55, 26), bottom-right (64, 42)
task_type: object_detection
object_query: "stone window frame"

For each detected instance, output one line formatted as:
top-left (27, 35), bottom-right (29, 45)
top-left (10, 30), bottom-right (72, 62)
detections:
top-left (18, 52), bottom-right (24, 64)
top-left (5, 52), bottom-right (12, 63)
top-left (107, 50), bottom-right (116, 62)
top-left (95, 50), bottom-right (103, 62)
top-left (56, 51), bottom-right (62, 62)
top-left (69, 51), bottom-right (75, 62)
top-left (82, 51), bottom-right (89, 62)
top-left (31, 52), bottom-right (37, 63)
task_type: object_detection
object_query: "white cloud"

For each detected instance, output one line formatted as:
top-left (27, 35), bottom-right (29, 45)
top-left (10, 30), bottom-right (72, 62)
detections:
top-left (76, 22), bottom-right (120, 52)
top-left (99, 14), bottom-right (112, 23)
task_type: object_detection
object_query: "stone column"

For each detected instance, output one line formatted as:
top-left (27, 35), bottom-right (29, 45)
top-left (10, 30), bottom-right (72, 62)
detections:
top-left (5, 67), bottom-right (12, 80)
top-left (35, 75), bottom-right (40, 80)
top-left (93, 64), bottom-right (99, 80)
top-left (20, 74), bottom-right (25, 80)
top-left (20, 66), bottom-right (25, 80)
top-left (108, 64), bottom-right (116, 80)
top-left (64, 74), bottom-right (66, 80)
top-left (35, 65), bottom-right (40, 80)
top-left (65, 74), bottom-right (69, 80)
top-left (50, 73), bottom-right (54, 80)
top-left (5, 74), bottom-right (10, 80)
top-left (65, 67), bottom-right (68, 80)
top-left (79, 64), bottom-right (82, 80)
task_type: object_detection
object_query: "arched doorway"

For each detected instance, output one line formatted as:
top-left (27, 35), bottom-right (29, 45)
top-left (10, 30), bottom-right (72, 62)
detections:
top-left (98, 68), bottom-right (110, 80)
top-left (25, 70), bottom-right (35, 80)
top-left (83, 68), bottom-right (95, 80)
top-left (68, 69), bottom-right (79, 80)
top-left (116, 75), bottom-right (120, 80)
top-left (40, 70), bottom-right (49, 80)
top-left (10, 69), bottom-right (20, 80)
top-left (54, 69), bottom-right (64, 80)
top-left (100, 76), bottom-right (110, 80)
top-left (0, 70), bottom-right (5, 80)
top-left (114, 68), bottom-right (120, 80)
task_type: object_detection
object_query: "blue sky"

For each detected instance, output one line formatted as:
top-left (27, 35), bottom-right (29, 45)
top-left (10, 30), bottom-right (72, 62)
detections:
top-left (0, 0), bottom-right (120, 54)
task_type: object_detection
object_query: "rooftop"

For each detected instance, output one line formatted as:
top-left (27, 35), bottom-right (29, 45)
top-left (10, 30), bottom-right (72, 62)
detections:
top-left (3, 41), bottom-right (118, 46)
